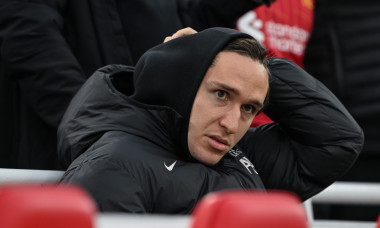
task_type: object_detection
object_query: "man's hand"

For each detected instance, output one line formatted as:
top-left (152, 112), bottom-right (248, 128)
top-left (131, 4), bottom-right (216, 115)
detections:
top-left (164, 27), bottom-right (197, 43)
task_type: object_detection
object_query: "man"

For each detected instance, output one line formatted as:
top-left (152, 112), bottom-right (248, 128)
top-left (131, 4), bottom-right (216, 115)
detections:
top-left (0, 0), bottom-right (275, 169)
top-left (58, 27), bottom-right (363, 213)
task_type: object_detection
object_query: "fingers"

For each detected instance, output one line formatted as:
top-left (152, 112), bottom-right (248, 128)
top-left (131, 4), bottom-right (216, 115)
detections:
top-left (172, 27), bottom-right (197, 39)
top-left (163, 27), bottom-right (198, 43)
top-left (164, 36), bottom-right (173, 43)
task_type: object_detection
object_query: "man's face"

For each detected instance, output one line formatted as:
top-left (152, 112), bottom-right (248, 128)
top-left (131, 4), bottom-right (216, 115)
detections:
top-left (188, 51), bottom-right (269, 165)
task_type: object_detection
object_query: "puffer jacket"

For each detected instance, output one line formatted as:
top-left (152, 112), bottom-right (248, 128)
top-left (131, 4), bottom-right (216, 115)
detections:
top-left (59, 28), bottom-right (363, 213)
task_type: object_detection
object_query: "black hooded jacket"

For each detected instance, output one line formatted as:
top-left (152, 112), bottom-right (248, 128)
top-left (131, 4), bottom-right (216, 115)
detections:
top-left (59, 28), bottom-right (363, 213)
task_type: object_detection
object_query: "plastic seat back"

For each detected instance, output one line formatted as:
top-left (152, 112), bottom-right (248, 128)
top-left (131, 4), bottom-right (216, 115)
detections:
top-left (0, 184), bottom-right (97, 228)
top-left (191, 190), bottom-right (308, 228)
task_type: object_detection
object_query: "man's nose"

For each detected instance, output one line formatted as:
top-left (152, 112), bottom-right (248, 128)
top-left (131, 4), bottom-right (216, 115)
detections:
top-left (219, 106), bottom-right (240, 134)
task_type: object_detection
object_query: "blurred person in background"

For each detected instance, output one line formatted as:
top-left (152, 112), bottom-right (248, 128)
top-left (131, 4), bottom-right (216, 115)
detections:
top-left (303, 0), bottom-right (380, 221)
top-left (236, 0), bottom-right (314, 126)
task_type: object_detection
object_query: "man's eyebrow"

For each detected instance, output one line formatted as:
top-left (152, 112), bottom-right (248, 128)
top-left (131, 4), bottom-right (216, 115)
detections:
top-left (210, 81), bottom-right (264, 108)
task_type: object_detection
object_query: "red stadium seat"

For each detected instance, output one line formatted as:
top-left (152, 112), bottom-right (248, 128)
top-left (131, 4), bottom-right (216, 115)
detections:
top-left (191, 190), bottom-right (308, 228)
top-left (0, 184), bottom-right (97, 228)
top-left (377, 215), bottom-right (380, 228)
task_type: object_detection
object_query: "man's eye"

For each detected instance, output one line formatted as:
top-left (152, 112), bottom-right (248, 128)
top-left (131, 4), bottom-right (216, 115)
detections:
top-left (215, 90), bottom-right (227, 100)
top-left (242, 104), bottom-right (254, 114)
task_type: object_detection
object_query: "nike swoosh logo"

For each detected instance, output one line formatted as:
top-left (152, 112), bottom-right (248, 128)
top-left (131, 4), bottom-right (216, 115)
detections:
top-left (164, 160), bottom-right (177, 171)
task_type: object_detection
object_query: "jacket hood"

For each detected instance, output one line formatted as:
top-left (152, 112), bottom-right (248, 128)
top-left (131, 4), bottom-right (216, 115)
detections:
top-left (131, 27), bottom-right (251, 158)
top-left (58, 64), bottom-right (185, 168)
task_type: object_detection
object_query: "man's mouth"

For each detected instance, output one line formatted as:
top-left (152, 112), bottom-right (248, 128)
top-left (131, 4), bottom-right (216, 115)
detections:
top-left (208, 135), bottom-right (229, 151)
top-left (210, 136), bottom-right (228, 145)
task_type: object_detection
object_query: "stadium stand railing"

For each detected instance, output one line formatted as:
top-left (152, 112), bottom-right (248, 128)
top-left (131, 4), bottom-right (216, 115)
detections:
top-left (0, 168), bottom-right (378, 228)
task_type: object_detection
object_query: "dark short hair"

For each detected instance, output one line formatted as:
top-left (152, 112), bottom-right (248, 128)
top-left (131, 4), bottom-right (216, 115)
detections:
top-left (213, 38), bottom-right (270, 108)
